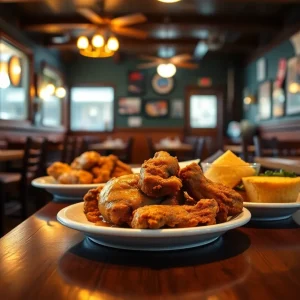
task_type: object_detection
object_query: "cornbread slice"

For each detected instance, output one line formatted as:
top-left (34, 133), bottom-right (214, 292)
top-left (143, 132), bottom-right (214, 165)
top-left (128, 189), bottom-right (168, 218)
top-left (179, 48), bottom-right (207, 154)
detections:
top-left (204, 150), bottom-right (256, 188)
top-left (242, 176), bottom-right (300, 203)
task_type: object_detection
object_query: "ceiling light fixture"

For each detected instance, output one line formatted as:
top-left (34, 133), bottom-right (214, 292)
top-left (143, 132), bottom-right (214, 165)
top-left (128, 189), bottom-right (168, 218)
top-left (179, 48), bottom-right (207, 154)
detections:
top-left (158, 0), bottom-right (181, 3)
top-left (55, 87), bottom-right (67, 98)
top-left (77, 34), bottom-right (119, 58)
top-left (157, 63), bottom-right (177, 78)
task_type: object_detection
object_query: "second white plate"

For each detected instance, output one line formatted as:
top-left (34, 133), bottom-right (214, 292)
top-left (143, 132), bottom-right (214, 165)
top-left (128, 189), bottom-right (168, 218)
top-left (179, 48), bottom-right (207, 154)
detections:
top-left (243, 201), bottom-right (300, 221)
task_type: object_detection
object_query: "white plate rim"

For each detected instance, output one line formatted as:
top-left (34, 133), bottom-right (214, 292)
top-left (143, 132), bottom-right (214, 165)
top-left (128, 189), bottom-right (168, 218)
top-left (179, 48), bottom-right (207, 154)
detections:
top-left (244, 202), bottom-right (300, 208)
top-left (57, 202), bottom-right (251, 238)
top-left (32, 176), bottom-right (104, 189)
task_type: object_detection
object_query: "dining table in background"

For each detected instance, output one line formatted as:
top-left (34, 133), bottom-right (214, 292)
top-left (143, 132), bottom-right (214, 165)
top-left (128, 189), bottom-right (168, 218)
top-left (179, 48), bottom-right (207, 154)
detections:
top-left (154, 143), bottom-right (193, 156)
top-left (88, 142), bottom-right (127, 155)
top-left (0, 201), bottom-right (299, 299)
top-left (254, 157), bottom-right (300, 174)
top-left (0, 149), bottom-right (24, 162)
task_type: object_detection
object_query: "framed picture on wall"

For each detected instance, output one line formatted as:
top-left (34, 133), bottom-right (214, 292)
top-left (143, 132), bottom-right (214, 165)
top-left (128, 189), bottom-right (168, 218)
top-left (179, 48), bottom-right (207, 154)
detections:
top-left (151, 74), bottom-right (174, 95)
top-left (118, 97), bottom-right (141, 115)
top-left (258, 81), bottom-right (272, 120)
top-left (143, 99), bottom-right (169, 118)
top-left (128, 70), bottom-right (146, 95)
top-left (170, 99), bottom-right (184, 118)
top-left (286, 56), bottom-right (300, 115)
top-left (272, 82), bottom-right (285, 118)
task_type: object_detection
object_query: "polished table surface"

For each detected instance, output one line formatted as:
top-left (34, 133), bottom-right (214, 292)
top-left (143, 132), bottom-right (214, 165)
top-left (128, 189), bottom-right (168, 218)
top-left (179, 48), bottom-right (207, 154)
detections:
top-left (0, 202), bottom-right (300, 299)
top-left (0, 150), bottom-right (24, 162)
top-left (255, 156), bottom-right (300, 174)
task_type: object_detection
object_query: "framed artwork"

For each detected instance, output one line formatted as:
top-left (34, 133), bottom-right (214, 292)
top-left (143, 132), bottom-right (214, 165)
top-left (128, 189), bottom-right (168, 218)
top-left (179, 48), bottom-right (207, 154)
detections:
top-left (151, 74), bottom-right (174, 95)
top-left (257, 58), bottom-right (267, 82)
top-left (128, 70), bottom-right (146, 95)
top-left (143, 99), bottom-right (169, 118)
top-left (258, 81), bottom-right (272, 120)
top-left (170, 99), bottom-right (184, 118)
top-left (118, 97), bottom-right (141, 115)
top-left (286, 56), bottom-right (300, 115)
top-left (272, 82), bottom-right (285, 118)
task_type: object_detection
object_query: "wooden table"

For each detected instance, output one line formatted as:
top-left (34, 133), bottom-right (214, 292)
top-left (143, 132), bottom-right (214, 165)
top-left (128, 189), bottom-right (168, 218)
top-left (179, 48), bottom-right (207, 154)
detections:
top-left (154, 143), bottom-right (193, 155)
top-left (254, 157), bottom-right (300, 174)
top-left (0, 150), bottom-right (24, 162)
top-left (223, 144), bottom-right (255, 154)
top-left (0, 202), bottom-right (300, 299)
top-left (89, 143), bottom-right (127, 155)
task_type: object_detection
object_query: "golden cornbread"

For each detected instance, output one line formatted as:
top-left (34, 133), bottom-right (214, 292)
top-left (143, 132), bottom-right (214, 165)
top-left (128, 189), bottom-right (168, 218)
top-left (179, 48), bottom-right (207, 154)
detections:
top-left (242, 176), bottom-right (300, 203)
top-left (204, 150), bottom-right (256, 188)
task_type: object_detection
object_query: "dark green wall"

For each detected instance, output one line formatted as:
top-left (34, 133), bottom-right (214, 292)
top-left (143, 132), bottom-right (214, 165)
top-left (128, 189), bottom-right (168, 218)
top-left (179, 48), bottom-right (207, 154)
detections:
top-left (66, 54), bottom-right (240, 129)
top-left (244, 39), bottom-right (296, 124)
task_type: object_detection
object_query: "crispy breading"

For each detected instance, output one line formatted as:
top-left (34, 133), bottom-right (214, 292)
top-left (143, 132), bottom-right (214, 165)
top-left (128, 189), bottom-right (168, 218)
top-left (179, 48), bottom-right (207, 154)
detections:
top-left (47, 162), bottom-right (71, 180)
top-left (57, 170), bottom-right (93, 184)
top-left (83, 186), bottom-right (103, 223)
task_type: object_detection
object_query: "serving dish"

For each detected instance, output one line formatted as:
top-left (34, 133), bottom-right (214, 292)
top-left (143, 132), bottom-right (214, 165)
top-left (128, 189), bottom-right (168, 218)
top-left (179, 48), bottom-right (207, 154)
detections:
top-left (57, 202), bottom-right (251, 251)
top-left (243, 201), bottom-right (300, 221)
top-left (32, 176), bottom-right (104, 201)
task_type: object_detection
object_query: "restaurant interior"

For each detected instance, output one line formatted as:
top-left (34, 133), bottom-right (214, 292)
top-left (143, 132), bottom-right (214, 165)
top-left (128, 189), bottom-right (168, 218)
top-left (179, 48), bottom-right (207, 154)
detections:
top-left (1, 0), bottom-right (300, 233)
top-left (1, 0), bottom-right (300, 298)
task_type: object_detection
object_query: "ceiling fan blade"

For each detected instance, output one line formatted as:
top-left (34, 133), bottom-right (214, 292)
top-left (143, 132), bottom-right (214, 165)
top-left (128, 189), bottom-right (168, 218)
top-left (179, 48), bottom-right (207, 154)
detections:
top-left (77, 8), bottom-right (106, 25)
top-left (170, 53), bottom-right (193, 64)
top-left (139, 55), bottom-right (164, 63)
top-left (111, 13), bottom-right (147, 27)
top-left (174, 62), bottom-right (199, 69)
top-left (112, 27), bottom-right (148, 39)
top-left (137, 62), bottom-right (159, 69)
top-left (194, 41), bottom-right (209, 59)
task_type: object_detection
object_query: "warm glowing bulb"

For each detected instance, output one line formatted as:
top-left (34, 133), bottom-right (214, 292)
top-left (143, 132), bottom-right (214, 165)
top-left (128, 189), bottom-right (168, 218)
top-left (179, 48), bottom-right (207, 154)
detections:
top-left (244, 97), bottom-right (252, 105)
top-left (157, 63), bottom-right (176, 78)
top-left (55, 87), bottom-right (66, 98)
top-left (107, 36), bottom-right (119, 51)
top-left (39, 88), bottom-right (47, 99)
top-left (77, 36), bottom-right (89, 49)
top-left (289, 82), bottom-right (299, 94)
top-left (158, 0), bottom-right (181, 3)
top-left (92, 34), bottom-right (104, 48)
top-left (12, 65), bottom-right (21, 75)
top-left (0, 71), bottom-right (10, 89)
top-left (45, 83), bottom-right (55, 95)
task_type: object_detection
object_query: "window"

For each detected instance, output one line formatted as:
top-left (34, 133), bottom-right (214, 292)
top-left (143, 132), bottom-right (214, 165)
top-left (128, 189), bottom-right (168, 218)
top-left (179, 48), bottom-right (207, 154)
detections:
top-left (190, 95), bottom-right (217, 128)
top-left (0, 39), bottom-right (30, 121)
top-left (70, 86), bottom-right (114, 131)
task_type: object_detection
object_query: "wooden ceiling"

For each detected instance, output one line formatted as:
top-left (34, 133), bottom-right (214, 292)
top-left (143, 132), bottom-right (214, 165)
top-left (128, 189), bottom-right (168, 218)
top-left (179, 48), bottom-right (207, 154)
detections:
top-left (1, 0), bottom-right (300, 60)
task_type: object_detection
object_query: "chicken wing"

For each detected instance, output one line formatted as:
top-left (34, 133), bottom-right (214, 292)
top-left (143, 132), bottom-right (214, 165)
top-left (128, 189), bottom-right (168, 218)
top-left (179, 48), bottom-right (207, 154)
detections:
top-left (91, 155), bottom-right (118, 183)
top-left (71, 151), bottom-right (102, 170)
top-left (47, 162), bottom-right (71, 180)
top-left (83, 186), bottom-right (104, 223)
top-left (111, 159), bottom-right (133, 177)
top-left (131, 199), bottom-right (219, 229)
top-left (179, 163), bottom-right (243, 223)
top-left (57, 170), bottom-right (93, 184)
top-left (139, 151), bottom-right (182, 198)
top-left (99, 174), bottom-right (162, 226)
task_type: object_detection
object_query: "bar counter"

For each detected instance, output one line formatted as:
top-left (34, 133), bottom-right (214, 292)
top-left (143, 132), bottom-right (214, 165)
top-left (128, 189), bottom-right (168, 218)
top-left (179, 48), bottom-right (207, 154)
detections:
top-left (0, 202), bottom-right (299, 300)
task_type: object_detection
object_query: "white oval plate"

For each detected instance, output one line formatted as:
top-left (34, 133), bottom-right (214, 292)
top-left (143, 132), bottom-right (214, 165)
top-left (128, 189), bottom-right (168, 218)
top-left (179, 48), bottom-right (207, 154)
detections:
top-left (57, 202), bottom-right (251, 251)
top-left (32, 176), bottom-right (104, 201)
top-left (243, 201), bottom-right (300, 221)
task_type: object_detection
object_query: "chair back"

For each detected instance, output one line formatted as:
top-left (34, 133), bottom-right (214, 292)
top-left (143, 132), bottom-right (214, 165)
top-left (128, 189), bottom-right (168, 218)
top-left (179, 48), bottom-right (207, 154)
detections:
top-left (253, 136), bottom-right (279, 157)
top-left (61, 135), bottom-right (83, 164)
top-left (147, 137), bottom-right (155, 157)
top-left (277, 140), bottom-right (300, 156)
top-left (183, 136), bottom-right (198, 158)
top-left (21, 137), bottom-right (48, 181)
top-left (123, 137), bottom-right (134, 163)
top-left (81, 136), bottom-right (101, 153)
top-left (195, 137), bottom-right (206, 160)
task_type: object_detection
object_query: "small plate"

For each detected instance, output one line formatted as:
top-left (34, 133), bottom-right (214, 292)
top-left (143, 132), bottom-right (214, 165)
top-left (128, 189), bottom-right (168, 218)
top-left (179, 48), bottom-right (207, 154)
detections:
top-left (57, 203), bottom-right (251, 251)
top-left (243, 202), bottom-right (300, 221)
top-left (32, 176), bottom-right (103, 201)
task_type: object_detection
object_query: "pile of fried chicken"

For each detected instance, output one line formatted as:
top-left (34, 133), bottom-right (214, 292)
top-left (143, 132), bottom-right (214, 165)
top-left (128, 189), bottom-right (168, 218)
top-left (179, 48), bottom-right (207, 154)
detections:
top-left (84, 151), bottom-right (243, 229)
top-left (47, 151), bottom-right (132, 184)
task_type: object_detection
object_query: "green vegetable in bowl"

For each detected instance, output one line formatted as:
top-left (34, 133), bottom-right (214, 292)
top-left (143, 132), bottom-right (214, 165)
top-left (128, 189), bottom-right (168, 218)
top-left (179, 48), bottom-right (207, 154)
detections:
top-left (259, 169), bottom-right (297, 178)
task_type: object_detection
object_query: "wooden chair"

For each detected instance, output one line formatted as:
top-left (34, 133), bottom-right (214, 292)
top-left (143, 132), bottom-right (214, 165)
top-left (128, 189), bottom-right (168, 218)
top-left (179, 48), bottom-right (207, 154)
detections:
top-left (253, 136), bottom-right (279, 157)
top-left (277, 140), bottom-right (300, 157)
top-left (61, 135), bottom-right (83, 164)
top-left (182, 136), bottom-right (199, 160)
top-left (81, 136), bottom-right (102, 153)
top-left (147, 137), bottom-right (156, 157)
top-left (115, 137), bottom-right (134, 163)
top-left (0, 137), bottom-right (48, 236)
top-left (195, 137), bottom-right (206, 161)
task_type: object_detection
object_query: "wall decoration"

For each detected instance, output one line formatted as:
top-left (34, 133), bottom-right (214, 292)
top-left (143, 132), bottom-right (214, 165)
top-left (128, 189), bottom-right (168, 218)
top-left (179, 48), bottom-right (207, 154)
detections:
top-left (258, 81), bottom-right (272, 120)
top-left (144, 99), bottom-right (169, 118)
top-left (286, 56), bottom-right (300, 115)
top-left (170, 99), bottom-right (184, 118)
top-left (151, 74), bottom-right (174, 95)
top-left (256, 58), bottom-right (266, 82)
top-left (128, 70), bottom-right (146, 95)
top-left (128, 116), bottom-right (142, 127)
top-left (272, 82), bottom-right (285, 118)
top-left (118, 97), bottom-right (141, 115)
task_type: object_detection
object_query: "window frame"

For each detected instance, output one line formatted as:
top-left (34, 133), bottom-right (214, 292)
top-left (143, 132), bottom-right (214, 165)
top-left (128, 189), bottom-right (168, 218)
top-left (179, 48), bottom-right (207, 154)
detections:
top-left (0, 31), bottom-right (33, 127)
top-left (69, 83), bottom-right (116, 133)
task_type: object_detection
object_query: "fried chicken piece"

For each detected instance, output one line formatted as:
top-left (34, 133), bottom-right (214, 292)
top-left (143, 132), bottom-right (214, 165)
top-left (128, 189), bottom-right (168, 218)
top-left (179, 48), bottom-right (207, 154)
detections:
top-left (99, 174), bottom-right (162, 226)
top-left (57, 170), bottom-right (93, 184)
top-left (71, 151), bottom-right (102, 170)
top-left (111, 160), bottom-right (133, 177)
top-left (83, 186), bottom-right (104, 222)
top-left (92, 155), bottom-right (118, 183)
top-left (131, 199), bottom-right (219, 229)
top-left (179, 163), bottom-right (243, 223)
top-left (139, 151), bottom-right (182, 198)
top-left (47, 162), bottom-right (71, 180)
top-left (161, 190), bottom-right (185, 205)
